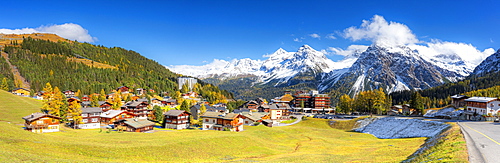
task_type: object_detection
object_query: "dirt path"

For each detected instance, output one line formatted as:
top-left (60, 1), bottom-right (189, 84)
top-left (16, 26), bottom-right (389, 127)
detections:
top-left (1, 51), bottom-right (30, 89)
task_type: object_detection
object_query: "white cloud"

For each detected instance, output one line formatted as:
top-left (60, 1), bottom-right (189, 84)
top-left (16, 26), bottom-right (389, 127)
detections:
top-left (326, 33), bottom-right (336, 39)
top-left (309, 33), bottom-right (321, 39)
top-left (0, 23), bottom-right (97, 42)
top-left (328, 45), bottom-right (369, 57)
top-left (343, 15), bottom-right (418, 47)
top-left (409, 40), bottom-right (495, 65)
top-left (293, 38), bottom-right (302, 42)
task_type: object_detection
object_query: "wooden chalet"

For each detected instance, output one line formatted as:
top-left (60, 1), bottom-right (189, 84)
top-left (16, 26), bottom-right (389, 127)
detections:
top-left (121, 99), bottom-right (151, 119)
top-left (12, 88), bottom-right (30, 97)
top-left (117, 86), bottom-right (130, 94)
top-left (162, 110), bottom-right (191, 129)
top-left (451, 95), bottom-right (469, 108)
top-left (465, 97), bottom-right (500, 115)
top-left (63, 90), bottom-right (75, 97)
top-left (201, 112), bottom-right (244, 132)
top-left (114, 118), bottom-right (155, 132)
top-left (22, 113), bottom-right (62, 133)
top-left (136, 88), bottom-right (146, 95)
top-left (269, 103), bottom-right (291, 123)
top-left (78, 107), bottom-right (102, 129)
top-left (239, 111), bottom-right (267, 126)
top-left (100, 110), bottom-right (136, 126)
top-left (99, 101), bottom-right (113, 112)
top-left (81, 95), bottom-right (90, 102)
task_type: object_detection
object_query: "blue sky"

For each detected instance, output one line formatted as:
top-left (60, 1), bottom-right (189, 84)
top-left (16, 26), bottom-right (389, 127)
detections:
top-left (1, 0), bottom-right (499, 66)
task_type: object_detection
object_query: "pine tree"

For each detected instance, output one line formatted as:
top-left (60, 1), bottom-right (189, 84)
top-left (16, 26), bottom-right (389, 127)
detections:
top-left (410, 91), bottom-right (424, 115)
top-left (42, 82), bottom-right (53, 100)
top-left (199, 104), bottom-right (207, 118)
top-left (90, 94), bottom-right (99, 107)
top-left (75, 89), bottom-right (82, 99)
top-left (338, 94), bottom-right (353, 114)
top-left (180, 100), bottom-right (190, 112)
top-left (99, 89), bottom-right (106, 101)
top-left (111, 90), bottom-right (123, 110)
top-left (0, 77), bottom-right (9, 91)
top-left (181, 82), bottom-right (190, 93)
top-left (153, 105), bottom-right (163, 122)
top-left (67, 100), bottom-right (82, 129)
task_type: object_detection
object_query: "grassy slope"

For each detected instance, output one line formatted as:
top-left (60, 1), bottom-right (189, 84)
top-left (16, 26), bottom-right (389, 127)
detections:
top-left (0, 90), bottom-right (425, 162)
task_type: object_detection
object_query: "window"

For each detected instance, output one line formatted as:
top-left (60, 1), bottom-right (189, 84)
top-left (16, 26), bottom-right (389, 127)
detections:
top-left (91, 118), bottom-right (98, 122)
top-left (205, 119), bottom-right (209, 122)
top-left (82, 113), bottom-right (88, 117)
top-left (206, 125), bottom-right (209, 129)
top-left (82, 119), bottom-right (88, 123)
top-left (37, 120), bottom-right (44, 124)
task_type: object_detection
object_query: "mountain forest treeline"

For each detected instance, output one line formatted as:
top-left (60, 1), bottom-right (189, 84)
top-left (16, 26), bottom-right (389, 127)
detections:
top-left (0, 37), bottom-right (232, 100)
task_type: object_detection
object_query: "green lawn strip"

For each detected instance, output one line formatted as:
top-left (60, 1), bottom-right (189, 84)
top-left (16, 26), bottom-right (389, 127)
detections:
top-left (0, 90), bottom-right (42, 124)
top-left (404, 123), bottom-right (468, 163)
top-left (0, 91), bottom-right (426, 162)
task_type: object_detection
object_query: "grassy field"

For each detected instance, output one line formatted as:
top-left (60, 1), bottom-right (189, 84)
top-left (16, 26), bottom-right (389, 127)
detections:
top-left (0, 90), bottom-right (426, 162)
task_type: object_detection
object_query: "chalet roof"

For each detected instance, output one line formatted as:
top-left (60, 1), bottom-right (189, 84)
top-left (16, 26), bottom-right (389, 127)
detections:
top-left (233, 108), bottom-right (251, 114)
top-left (101, 110), bottom-right (125, 118)
top-left (164, 110), bottom-right (190, 116)
top-left (451, 94), bottom-right (469, 99)
top-left (12, 88), bottom-right (29, 92)
top-left (123, 100), bottom-right (148, 107)
top-left (269, 103), bottom-right (291, 110)
top-left (81, 107), bottom-right (102, 114)
top-left (123, 118), bottom-right (155, 129)
top-left (98, 101), bottom-right (112, 106)
top-left (240, 112), bottom-right (267, 121)
top-left (165, 99), bottom-right (177, 103)
top-left (22, 112), bottom-right (61, 122)
top-left (200, 112), bottom-right (220, 118)
top-left (465, 97), bottom-right (498, 103)
top-left (200, 112), bottom-right (241, 120)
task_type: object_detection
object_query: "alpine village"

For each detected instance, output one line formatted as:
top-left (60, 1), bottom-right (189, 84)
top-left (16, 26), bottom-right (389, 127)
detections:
top-left (1, 33), bottom-right (499, 162)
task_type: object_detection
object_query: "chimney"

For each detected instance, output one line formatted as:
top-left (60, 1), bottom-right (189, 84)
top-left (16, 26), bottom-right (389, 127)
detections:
top-left (134, 117), bottom-right (138, 122)
top-left (249, 111), bottom-right (252, 116)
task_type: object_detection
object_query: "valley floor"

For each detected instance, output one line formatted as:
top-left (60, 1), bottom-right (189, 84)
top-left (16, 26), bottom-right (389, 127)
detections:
top-left (0, 90), bottom-right (425, 162)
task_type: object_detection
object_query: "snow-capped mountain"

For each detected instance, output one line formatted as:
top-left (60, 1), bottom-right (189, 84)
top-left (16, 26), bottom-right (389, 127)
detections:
top-left (320, 45), bottom-right (464, 95)
top-left (472, 49), bottom-right (500, 75)
top-left (167, 58), bottom-right (262, 79)
top-left (259, 45), bottom-right (335, 85)
top-left (167, 44), bottom-right (477, 98)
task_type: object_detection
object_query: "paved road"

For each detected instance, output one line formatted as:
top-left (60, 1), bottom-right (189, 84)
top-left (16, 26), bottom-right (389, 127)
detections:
top-left (273, 115), bottom-right (303, 127)
top-left (458, 122), bottom-right (500, 163)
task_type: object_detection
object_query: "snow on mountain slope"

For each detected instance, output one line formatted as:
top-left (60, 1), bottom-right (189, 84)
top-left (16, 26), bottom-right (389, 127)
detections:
top-left (167, 58), bottom-right (263, 79)
top-left (167, 44), bottom-right (478, 96)
top-left (260, 45), bottom-right (335, 84)
top-left (472, 49), bottom-right (500, 75)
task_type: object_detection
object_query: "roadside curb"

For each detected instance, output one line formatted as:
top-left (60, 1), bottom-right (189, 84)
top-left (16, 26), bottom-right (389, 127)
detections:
top-left (457, 122), bottom-right (486, 163)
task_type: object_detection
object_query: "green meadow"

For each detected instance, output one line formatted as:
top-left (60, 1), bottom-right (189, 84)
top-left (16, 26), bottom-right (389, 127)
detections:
top-left (0, 90), bottom-right (426, 162)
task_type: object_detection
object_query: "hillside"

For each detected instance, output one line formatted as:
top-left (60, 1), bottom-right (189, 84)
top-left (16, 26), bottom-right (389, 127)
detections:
top-left (0, 90), bottom-right (425, 162)
top-left (0, 34), bottom-right (219, 97)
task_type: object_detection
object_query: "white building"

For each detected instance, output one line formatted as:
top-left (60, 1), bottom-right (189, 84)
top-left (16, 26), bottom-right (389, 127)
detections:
top-left (465, 97), bottom-right (500, 115)
top-left (178, 77), bottom-right (197, 90)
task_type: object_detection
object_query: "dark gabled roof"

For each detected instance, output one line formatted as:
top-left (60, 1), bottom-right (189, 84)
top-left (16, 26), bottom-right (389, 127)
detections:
top-left (81, 107), bottom-right (102, 114)
top-left (123, 118), bottom-right (155, 129)
top-left (22, 113), bottom-right (61, 122)
top-left (200, 112), bottom-right (220, 118)
top-left (98, 101), bottom-right (112, 106)
top-left (269, 103), bottom-right (291, 110)
top-left (200, 112), bottom-right (241, 120)
top-left (12, 88), bottom-right (29, 92)
top-left (240, 112), bottom-right (267, 121)
top-left (164, 110), bottom-right (190, 116)
top-left (451, 94), bottom-right (469, 99)
top-left (233, 108), bottom-right (250, 114)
